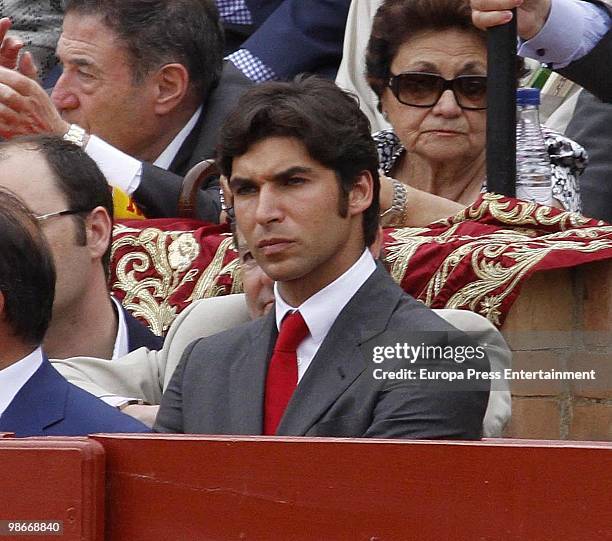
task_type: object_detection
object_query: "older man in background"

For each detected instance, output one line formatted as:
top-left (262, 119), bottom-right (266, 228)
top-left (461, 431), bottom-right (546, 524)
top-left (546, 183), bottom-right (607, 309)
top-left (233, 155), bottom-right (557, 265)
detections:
top-left (0, 0), bottom-right (252, 220)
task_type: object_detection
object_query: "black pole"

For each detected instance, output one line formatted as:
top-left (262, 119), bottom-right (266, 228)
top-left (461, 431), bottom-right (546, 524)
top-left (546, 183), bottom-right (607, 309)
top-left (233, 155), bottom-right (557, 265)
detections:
top-left (486, 11), bottom-right (517, 197)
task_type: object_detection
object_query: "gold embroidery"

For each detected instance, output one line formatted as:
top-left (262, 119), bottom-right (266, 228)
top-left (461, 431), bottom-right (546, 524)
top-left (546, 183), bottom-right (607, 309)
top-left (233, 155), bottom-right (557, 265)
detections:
top-left (385, 198), bottom-right (612, 325)
top-left (111, 196), bottom-right (612, 332)
top-left (111, 226), bottom-right (238, 334)
top-left (384, 227), bottom-right (437, 283)
top-left (168, 234), bottom-right (200, 272)
top-left (440, 192), bottom-right (598, 230)
top-left (187, 236), bottom-right (238, 301)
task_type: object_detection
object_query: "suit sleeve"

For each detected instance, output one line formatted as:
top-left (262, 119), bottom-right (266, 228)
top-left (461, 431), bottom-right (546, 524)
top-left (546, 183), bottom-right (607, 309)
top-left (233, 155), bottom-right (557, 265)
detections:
top-left (134, 163), bottom-right (221, 221)
top-left (243, 0), bottom-right (351, 79)
top-left (433, 310), bottom-right (512, 437)
top-left (51, 348), bottom-right (166, 405)
top-left (364, 333), bottom-right (490, 440)
top-left (558, 27), bottom-right (612, 103)
top-left (564, 90), bottom-right (612, 221)
top-left (154, 339), bottom-right (200, 433)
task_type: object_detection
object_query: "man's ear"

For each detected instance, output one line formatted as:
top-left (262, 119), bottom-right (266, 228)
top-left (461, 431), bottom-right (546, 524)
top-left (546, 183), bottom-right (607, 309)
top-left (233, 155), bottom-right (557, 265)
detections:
top-left (152, 63), bottom-right (190, 115)
top-left (84, 207), bottom-right (112, 262)
top-left (348, 170), bottom-right (374, 217)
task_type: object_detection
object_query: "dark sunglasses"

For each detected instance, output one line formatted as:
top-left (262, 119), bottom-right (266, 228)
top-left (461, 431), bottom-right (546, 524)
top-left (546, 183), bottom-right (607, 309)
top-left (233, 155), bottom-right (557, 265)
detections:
top-left (388, 72), bottom-right (487, 110)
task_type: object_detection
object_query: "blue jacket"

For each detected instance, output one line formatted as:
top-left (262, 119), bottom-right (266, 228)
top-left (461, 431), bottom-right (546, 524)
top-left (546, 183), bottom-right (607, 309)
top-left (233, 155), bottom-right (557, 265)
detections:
top-left (243, 0), bottom-right (351, 79)
top-left (123, 306), bottom-right (164, 351)
top-left (0, 356), bottom-right (149, 437)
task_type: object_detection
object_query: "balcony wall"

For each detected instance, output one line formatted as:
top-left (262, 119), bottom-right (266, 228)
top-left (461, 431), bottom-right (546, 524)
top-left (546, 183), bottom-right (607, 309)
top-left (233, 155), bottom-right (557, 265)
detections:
top-left (501, 260), bottom-right (612, 440)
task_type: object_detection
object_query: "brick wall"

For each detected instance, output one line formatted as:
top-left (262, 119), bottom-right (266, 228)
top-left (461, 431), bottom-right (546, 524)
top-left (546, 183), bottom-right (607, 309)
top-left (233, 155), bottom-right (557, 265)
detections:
top-left (501, 260), bottom-right (612, 441)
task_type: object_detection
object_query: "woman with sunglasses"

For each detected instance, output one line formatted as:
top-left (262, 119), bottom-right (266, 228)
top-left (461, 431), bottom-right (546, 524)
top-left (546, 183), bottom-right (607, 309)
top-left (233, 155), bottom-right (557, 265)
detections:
top-left (366, 0), bottom-right (586, 225)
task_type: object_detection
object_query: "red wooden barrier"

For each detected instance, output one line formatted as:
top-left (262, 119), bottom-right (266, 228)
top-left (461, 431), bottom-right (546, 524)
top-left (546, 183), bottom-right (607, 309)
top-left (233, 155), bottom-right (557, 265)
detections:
top-left (92, 434), bottom-right (612, 541)
top-left (0, 437), bottom-right (105, 541)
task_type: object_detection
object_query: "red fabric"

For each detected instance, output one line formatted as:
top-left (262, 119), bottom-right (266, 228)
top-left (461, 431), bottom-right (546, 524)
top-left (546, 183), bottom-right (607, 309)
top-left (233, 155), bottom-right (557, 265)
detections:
top-left (110, 219), bottom-right (238, 335)
top-left (110, 194), bottom-right (612, 332)
top-left (264, 311), bottom-right (309, 435)
top-left (383, 193), bottom-right (612, 326)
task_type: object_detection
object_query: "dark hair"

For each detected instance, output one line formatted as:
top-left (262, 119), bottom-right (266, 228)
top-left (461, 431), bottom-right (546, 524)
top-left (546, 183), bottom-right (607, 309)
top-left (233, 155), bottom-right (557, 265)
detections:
top-left (64, 0), bottom-right (224, 98)
top-left (217, 76), bottom-right (381, 246)
top-left (0, 188), bottom-right (55, 345)
top-left (366, 0), bottom-right (526, 109)
top-left (0, 136), bottom-right (114, 279)
top-left (366, 0), bottom-right (485, 106)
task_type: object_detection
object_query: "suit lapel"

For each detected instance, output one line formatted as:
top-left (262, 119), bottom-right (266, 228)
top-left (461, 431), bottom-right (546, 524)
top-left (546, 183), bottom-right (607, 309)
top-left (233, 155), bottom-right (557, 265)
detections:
top-left (228, 312), bottom-right (277, 434)
top-left (0, 357), bottom-right (67, 436)
top-left (183, 63), bottom-right (253, 172)
top-left (168, 112), bottom-right (205, 176)
top-left (277, 265), bottom-right (405, 436)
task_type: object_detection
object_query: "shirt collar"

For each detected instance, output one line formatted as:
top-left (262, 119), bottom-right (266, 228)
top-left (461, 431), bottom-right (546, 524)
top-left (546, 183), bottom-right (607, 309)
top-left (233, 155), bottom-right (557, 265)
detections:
top-left (153, 106), bottom-right (203, 170)
top-left (0, 346), bottom-right (44, 418)
top-left (274, 249), bottom-right (376, 343)
top-left (110, 296), bottom-right (130, 360)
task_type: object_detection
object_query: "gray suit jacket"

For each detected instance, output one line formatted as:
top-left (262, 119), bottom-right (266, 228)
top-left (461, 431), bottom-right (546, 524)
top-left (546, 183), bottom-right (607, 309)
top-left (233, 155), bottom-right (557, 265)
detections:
top-left (52, 294), bottom-right (510, 435)
top-left (155, 266), bottom-right (490, 439)
top-left (564, 89), bottom-right (612, 222)
top-left (558, 2), bottom-right (612, 103)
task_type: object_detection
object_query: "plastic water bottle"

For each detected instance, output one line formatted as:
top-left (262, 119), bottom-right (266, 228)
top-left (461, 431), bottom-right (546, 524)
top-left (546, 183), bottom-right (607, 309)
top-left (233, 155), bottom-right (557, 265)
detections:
top-left (515, 88), bottom-right (553, 206)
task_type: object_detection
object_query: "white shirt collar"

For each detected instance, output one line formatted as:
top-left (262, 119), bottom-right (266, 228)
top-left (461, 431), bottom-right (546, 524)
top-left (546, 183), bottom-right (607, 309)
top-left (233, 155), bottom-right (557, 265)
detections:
top-left (0, 346), bottom-right (44, 418)
top-left (153, 106), bottom-right (203, 170)
top-left (111, 296), bottom-right (130, 360)
top-left (274, 249), bottom-right (377, 343)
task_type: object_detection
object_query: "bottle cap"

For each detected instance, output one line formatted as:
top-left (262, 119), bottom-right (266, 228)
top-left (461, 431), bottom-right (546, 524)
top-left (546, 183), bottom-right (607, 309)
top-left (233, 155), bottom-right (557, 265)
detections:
top-left (516, 87), bottom-right (541, 106)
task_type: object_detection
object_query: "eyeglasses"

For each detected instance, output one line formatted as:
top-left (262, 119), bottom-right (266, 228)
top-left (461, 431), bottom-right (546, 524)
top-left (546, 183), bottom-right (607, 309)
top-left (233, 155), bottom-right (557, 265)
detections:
top-left (388, 72), bottom-right (487, 110)
top-left (34, 208), bottom-right (92, 222)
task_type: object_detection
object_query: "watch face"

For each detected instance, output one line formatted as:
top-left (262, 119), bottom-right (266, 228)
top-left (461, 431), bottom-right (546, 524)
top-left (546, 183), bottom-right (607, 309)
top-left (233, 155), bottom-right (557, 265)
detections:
top-left (63, 125), bottom-right (86, 147)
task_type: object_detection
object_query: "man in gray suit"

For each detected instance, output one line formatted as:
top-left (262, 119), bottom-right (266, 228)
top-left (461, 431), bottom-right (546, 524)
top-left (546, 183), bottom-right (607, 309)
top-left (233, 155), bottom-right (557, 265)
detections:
top-left (52, 227), bottom-right (510, 434)
top-left (155, 77), bottom-right (490, 439)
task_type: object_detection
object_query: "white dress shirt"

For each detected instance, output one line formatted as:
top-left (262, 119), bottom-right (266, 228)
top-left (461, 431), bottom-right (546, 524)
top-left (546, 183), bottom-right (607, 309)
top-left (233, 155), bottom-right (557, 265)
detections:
top-left (110, 296), bottom-right (130, 361)
top-left (84, 106), bottom-right (203, 195)
top-left (519, 0), bottom-right (611, 68)
top-left (101, 296), bottom-right (134, 408)
top-left (0, 346), bottom-right (43, 418)
top-left (274, 249), bottom-right (376, 382)
top-left (0, 301), bottom-right (131, 412)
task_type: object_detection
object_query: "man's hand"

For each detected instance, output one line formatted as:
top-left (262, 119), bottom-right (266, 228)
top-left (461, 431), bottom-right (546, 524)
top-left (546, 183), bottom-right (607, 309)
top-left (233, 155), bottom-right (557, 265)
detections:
top-left (122, 404), bottom-right (160, 428)
top-left (0, 17), bottom-right (60, 139)
top-left (471, 0), bottom-right (552, 39)
top-left (0, 17), bottom-right (37, 78)
top-left (0, 66), bottom-right (68, 138)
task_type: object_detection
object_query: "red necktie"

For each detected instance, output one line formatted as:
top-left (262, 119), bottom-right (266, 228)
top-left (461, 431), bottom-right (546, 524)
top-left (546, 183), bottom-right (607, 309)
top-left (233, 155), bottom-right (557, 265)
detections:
top-left (263, 311), bottom-right (309, 435)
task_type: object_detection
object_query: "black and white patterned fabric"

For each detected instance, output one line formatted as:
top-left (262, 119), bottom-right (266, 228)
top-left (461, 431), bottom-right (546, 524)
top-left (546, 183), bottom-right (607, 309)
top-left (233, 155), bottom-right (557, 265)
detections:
top-left (0, 0), bottom-right (64, 79)
top-left (228, 48), bottom-right (277, 82)
top-left (216, 0), bottom-right (253, 25)
top-left (373, 128), bottom-right (587, 212)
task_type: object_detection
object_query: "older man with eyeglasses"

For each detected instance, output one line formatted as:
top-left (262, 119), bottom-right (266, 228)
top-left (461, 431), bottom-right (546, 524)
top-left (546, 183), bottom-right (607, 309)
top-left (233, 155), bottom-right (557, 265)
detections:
top-left (0, 135), bottom-right (163, 411)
